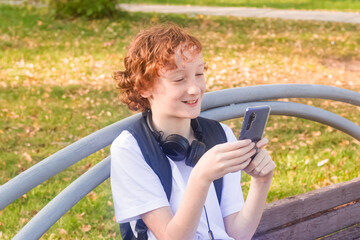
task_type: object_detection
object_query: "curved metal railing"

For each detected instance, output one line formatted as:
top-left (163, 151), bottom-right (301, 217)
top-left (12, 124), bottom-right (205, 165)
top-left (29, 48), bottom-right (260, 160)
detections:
top-left (0, 84), bottom-right (359, 239)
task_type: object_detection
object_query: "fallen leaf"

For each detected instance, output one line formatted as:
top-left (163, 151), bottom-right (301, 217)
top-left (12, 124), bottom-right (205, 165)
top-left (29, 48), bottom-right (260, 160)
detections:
top-left (62, 177), bottom-right (71, 182)
top-left (88, 191), bottom-right (97, 201)
top-left (80, 224), bottom-right (91, 232)
top-left (76, 212), bottom-right (85, 219)
top-left (317, 159), bottom-right (329, 167)
top-left (23, 152), bottom-right (33, 162)
top-left (19, 218), bottom-right (28, 224)
top-left (58, 228), bottom-right (68, 235)
top-left (311, 131), bottom-right (321, 137)
top-left (107, 232), bottom-right (117, 238)
top-left (103, 40), bottom-right (114, 47)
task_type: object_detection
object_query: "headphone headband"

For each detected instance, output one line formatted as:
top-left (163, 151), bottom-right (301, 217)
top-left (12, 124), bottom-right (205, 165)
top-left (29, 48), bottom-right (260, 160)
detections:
top-left (144, 111), bottom-right (206, 165)
top-left (145, 111), bottom-right (163, 142)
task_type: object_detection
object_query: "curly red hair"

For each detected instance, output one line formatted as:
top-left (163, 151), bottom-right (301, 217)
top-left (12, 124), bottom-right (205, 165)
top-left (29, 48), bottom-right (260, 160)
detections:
top-left (113, 24), bottom-right (202, 111)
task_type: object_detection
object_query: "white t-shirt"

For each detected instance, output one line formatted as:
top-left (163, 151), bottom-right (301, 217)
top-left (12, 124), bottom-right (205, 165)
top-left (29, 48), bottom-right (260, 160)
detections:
top-left (110, 122), bottom-right (244, 240)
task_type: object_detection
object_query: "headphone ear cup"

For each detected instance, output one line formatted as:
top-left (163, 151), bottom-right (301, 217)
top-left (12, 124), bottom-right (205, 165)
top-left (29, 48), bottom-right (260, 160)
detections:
top-left (186, 140), bottom-right (206, 167)
top-left (161, 134), bottom-right (190, 161)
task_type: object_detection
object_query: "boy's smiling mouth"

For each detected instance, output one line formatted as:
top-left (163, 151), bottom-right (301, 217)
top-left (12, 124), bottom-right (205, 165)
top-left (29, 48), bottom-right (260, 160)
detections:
top-left (183, 99), bottom-right (198, 104)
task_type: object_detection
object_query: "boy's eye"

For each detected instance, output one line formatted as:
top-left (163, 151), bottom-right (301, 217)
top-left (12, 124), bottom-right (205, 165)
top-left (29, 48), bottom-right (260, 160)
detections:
top-left (172, 73), bottom-right (203, 82)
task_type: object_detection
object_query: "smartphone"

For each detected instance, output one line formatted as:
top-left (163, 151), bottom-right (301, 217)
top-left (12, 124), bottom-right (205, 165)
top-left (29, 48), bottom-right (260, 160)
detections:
top-left (238, 105), bottom-right (271, 142)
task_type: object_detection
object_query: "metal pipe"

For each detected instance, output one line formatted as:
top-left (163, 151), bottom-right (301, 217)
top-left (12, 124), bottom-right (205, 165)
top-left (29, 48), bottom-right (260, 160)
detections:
top-left (0, 114), bottom-right (141, 210)
top-left (12, 157), bottom-right (111, 240)
top-left (1, 84), bottom-right (359, 211)
top-left (202, 84), bottom-right (360, 111)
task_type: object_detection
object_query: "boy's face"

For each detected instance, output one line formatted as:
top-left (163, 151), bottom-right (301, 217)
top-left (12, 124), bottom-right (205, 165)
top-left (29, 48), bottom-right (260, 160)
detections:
top-left (143, 49), bottom-right (206, 121)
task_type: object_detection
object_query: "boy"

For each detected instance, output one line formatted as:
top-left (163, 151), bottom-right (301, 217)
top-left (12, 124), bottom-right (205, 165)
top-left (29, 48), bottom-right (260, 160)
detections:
top-left (111, 24), bottom-right (275, 240)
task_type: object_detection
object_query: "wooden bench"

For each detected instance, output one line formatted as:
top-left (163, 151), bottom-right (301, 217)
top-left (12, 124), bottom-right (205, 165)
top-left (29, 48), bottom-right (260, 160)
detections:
top-left (254, 177), bottom-right (360, 239)
top-left (1, 84), bottom-right (359, 239)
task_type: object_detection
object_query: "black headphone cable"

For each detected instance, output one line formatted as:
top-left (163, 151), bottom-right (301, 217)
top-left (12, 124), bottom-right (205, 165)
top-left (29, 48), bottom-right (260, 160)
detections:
top-left (204, 206), bottom-right (214, 240)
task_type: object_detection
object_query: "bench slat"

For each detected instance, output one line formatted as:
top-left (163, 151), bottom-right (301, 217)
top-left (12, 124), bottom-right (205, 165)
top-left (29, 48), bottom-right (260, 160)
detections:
top-left (253, 200), bottom-right (360, 240)
top-left (321, 223), bottom-right (360, 240)
top-left (255, 177), bottom-right (360, 235)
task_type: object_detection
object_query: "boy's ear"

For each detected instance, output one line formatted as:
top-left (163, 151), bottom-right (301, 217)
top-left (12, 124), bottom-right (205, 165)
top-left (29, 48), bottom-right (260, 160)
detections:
top-left (140, 89), bottom-right (152, 98)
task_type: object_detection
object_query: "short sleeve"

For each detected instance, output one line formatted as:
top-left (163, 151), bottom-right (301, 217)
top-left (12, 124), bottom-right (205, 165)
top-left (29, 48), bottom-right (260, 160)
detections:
top-left (110, 131), bottom-right (169, 223)
top-left (219, 123), bottom-right (245, 217)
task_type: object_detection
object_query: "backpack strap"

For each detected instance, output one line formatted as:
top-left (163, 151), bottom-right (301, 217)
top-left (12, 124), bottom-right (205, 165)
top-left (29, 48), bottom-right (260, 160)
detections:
top-left (196, 116), bottom-right (228, 204)
top-left (120, 220), bottom-right (148, 240)
top-left (128, 114), bottom-right (173, 201)
top-left (119, 115), bottom-right (173, 240)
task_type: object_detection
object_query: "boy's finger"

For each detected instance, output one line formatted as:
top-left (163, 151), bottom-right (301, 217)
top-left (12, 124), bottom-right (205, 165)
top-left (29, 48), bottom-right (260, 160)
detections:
top-left (256, 137), bottom-right (269, 148)
top-left (259, 159), bottom-right (275, 176)
top-left (252, 153), bottom-right (269, 175)
top-left (223, 143), bottom-right (256, 162)
top-left (219, 139), bottom-right (253, 151)
top-left (246, 148), bottom-right (266, 172)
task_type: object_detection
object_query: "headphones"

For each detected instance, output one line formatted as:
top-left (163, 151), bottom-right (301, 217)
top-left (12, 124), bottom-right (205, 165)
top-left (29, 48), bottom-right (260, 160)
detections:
top-left (145, 111), bottom-right (206, 167)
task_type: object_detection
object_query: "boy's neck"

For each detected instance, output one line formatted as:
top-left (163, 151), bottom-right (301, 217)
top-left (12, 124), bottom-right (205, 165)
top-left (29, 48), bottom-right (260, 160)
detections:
top-left (151, 113), bottom-right (194, 141)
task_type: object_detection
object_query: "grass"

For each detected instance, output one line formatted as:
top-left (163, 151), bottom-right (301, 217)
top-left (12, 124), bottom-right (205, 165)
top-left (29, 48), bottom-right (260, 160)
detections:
top-left (118, 0), bottom-right (360, 12)
top-left (0, 3), bottom-right (360, 239)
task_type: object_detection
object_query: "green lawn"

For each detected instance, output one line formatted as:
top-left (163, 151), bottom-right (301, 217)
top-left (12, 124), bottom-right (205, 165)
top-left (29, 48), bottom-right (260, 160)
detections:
top-left (118, 0), bottom-right (360, 11)
top-left (0, 4), bottom-right (359, 239)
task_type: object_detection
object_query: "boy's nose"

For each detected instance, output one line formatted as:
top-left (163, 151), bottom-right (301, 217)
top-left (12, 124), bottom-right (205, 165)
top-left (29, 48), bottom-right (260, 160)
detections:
top-left (187, 79), bottom-right (201, 95)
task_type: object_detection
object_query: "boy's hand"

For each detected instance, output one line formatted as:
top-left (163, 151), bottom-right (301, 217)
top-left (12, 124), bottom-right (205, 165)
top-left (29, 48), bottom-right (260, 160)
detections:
top-left (243, 138), bottom-right (275, 182)
top-left (193, 139), bottom-right (256, 183)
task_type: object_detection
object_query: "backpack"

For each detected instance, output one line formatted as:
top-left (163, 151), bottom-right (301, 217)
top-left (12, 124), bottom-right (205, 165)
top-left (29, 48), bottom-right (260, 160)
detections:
top-left (120, 114), bottom-right (228, 240)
